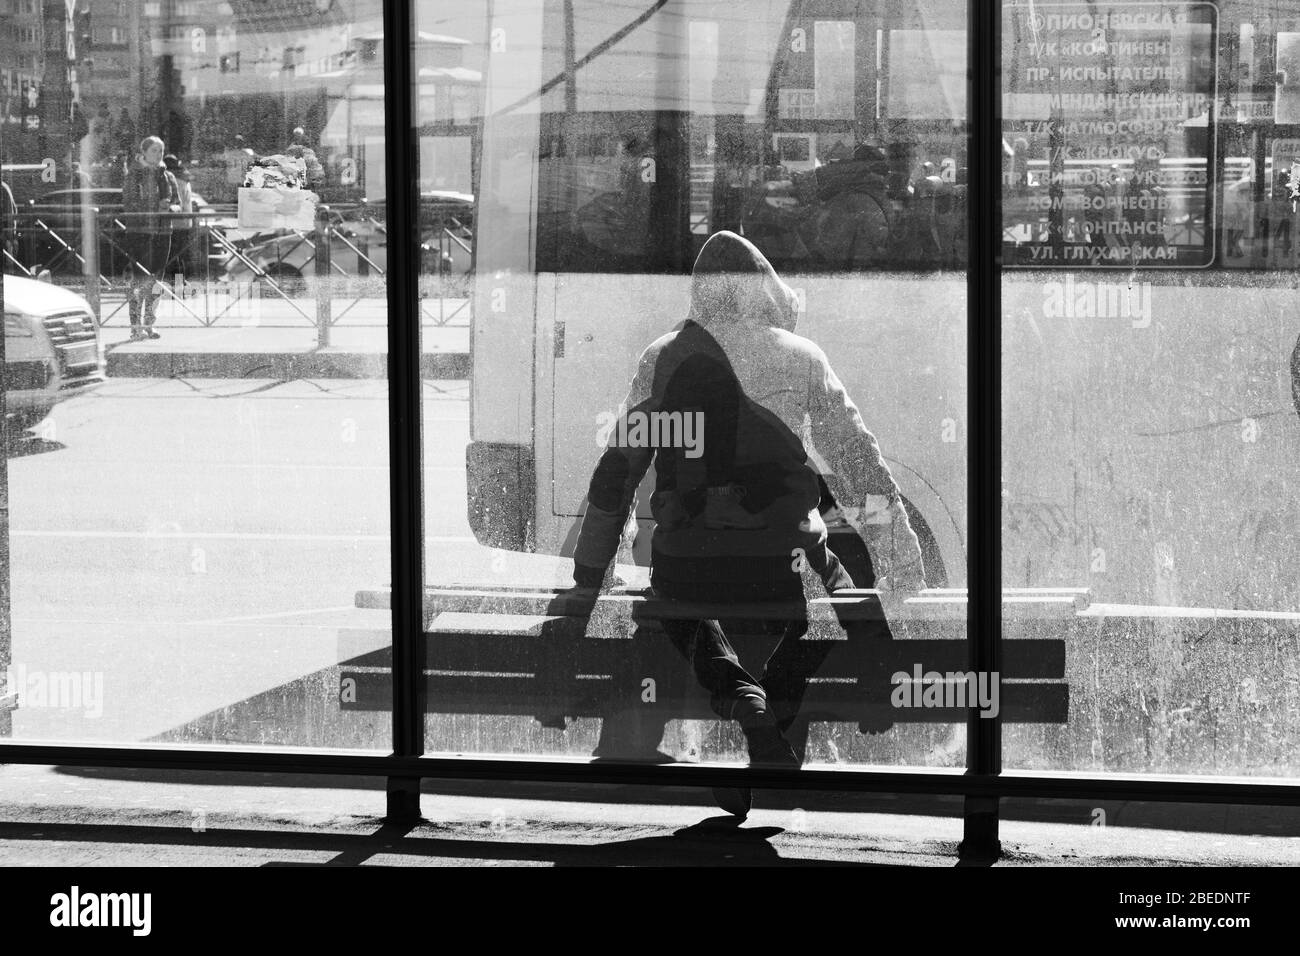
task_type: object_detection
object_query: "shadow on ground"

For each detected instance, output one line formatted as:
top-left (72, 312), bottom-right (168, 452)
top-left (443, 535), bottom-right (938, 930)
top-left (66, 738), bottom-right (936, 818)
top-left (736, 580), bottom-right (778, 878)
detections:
top-left (0, 816), bottom-right (886, 867)
top-left (4, 430), bottom-right (65, 459)
top-left (47, 766), bottom-right (1300, 838)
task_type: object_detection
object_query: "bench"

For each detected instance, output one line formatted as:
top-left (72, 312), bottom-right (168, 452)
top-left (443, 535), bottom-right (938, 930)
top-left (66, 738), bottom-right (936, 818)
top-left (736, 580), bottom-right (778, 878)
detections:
top-left (337, 587), bottom-right (1076, 747)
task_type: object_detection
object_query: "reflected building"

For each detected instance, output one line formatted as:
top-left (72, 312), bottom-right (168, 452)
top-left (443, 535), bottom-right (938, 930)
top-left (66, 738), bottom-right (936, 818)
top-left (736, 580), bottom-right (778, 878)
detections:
top-left (4, 0), bottom-right (396, 199)
top-left (0, 0), bottom-right (46, 167)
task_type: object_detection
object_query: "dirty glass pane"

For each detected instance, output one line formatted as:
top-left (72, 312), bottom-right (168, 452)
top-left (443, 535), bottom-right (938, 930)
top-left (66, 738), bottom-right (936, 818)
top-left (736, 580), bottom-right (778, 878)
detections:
top-left (0, 0), bottom-right (391, 749)
top-left (1001, 0), bottom-right (1300, 777)
top-left (448, 0), bottom-right (971, 770)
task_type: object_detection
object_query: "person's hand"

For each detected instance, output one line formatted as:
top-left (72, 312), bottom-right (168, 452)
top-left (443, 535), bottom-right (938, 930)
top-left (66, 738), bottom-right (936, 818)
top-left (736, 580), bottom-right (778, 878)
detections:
top-left (855, 493), bottom-right (928, 596)
top-left (856, 493), bottom-right (895, 526)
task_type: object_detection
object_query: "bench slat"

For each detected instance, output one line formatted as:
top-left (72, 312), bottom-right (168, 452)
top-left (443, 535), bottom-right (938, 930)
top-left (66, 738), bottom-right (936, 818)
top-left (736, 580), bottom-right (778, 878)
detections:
top-left (340, 629), bottom-right (1064, 680)
top-left (337, 670), bottom-right (1067, 723)
top-left (354, 587), bottom-right (1088, 620)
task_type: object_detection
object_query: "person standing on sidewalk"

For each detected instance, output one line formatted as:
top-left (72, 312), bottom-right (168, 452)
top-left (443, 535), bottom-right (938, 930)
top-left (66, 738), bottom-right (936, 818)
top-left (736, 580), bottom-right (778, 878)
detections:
top-left (570, 230), bottom-right (926, 810)
top-left (122, 136), bottom-right (180, 340)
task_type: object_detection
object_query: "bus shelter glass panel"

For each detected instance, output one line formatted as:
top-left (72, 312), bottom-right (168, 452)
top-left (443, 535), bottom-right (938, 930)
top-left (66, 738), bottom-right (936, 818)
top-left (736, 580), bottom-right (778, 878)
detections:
top-left (1001, 0), bottom-right (1300, 777)
top-left (436, 0), bottom-right (971, 768)
top-left (0, 0), bottom-right (392, 750)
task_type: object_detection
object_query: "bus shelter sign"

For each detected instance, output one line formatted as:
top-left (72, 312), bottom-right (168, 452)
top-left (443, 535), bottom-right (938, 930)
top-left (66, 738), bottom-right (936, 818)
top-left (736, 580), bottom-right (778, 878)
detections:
top-left (1002, 2), bottom-right (1218, 267)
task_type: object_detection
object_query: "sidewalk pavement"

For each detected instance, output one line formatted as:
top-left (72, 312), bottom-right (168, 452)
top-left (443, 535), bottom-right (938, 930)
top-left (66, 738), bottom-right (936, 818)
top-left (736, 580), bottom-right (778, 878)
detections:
top-left (100, 324), bottom-right (470, 380)
top-left (1, 763), bottom-right (1297, 866)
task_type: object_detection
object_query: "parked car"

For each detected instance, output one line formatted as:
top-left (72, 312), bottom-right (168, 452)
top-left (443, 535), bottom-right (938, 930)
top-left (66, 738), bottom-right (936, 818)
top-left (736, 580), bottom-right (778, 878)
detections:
top-left (3, 273), bottom-right (106, 431)
top-left (20, 188), bottom-right (129, 275)
top-left (222, 192), bottom-right (473, 291)
top-left (19, 188), bottom-right (216, 277)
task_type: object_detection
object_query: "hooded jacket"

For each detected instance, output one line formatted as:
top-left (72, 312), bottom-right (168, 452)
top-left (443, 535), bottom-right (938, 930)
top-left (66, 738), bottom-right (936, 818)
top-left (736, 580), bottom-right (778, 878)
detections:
top-left (573, 230), bottom-right (924, 594)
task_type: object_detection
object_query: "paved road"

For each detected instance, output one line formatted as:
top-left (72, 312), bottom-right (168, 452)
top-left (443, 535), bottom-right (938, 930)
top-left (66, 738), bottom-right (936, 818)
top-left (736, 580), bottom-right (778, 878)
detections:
top-left (2, 377), bottom-right (574, 745)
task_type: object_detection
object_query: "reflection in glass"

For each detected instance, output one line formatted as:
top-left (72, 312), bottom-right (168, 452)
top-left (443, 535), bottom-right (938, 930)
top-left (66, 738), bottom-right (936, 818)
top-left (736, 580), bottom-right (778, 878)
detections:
top-left (1, 0), bottom-right (392, 749)
top-left (451, 0), bottom-right (969, 767)
top-left (1001, 0), bottom-right (1300, 777)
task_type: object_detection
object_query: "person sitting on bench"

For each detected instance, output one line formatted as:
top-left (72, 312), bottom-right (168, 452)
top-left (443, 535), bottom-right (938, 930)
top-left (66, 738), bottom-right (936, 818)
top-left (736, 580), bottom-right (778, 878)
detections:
top-left (570, 230), bottom-right (926, 773)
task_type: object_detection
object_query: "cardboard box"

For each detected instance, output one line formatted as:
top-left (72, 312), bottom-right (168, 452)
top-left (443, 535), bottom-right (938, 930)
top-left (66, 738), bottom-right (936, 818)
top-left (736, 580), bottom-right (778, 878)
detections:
top-left (237, 186), bottom-right (319, 232)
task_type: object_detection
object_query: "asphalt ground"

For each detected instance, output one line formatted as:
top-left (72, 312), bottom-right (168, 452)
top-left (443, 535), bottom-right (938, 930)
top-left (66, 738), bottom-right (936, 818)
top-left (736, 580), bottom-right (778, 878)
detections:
top-left (1, 762), bottom-right (1298, 866)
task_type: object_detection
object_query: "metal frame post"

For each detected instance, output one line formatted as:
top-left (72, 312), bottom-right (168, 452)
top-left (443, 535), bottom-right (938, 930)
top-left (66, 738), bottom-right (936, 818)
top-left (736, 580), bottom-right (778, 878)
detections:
top-left (961, 0), bottom-right (1004, 861)
top-left (382, 0), bottom-right (426, 823)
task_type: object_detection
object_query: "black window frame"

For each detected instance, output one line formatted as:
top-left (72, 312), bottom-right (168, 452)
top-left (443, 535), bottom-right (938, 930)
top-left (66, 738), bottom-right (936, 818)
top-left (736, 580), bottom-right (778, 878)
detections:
top-left (0, 0), bottom-right (1297, 862)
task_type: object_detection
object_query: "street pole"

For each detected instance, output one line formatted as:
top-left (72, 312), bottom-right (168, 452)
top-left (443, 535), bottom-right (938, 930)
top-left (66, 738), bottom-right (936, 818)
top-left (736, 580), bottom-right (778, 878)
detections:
top-left (315, 203), bottom-right (331, 348)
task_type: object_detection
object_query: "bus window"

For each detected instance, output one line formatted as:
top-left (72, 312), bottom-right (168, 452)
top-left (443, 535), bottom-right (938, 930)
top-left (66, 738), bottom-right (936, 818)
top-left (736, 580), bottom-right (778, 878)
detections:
top-left (467, 0), bottom-right (970, 767)
top-left (1001, 1), bottom-right (1300, 616)
top-left (486, 0), bottom-right (970, 275)
top-left (1000, 0), bottom-right (1300, 272)
top-left (1001, 2), bottom-right (1217, 267)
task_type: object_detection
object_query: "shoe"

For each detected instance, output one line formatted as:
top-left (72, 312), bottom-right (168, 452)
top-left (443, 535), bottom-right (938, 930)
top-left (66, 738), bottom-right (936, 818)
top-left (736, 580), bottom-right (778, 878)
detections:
top-left (145, 328), bottom-right (161, 339)
top-left (128, 327), bottom-right (146, 342)
top-left (732, 693), bottom-right (800, 768)
top-left (702, 484), bottom-right (767, 530)
top-left (742, 724), bottom-right (801, 768)
top-left (711, 786), bottom-right (752, 817)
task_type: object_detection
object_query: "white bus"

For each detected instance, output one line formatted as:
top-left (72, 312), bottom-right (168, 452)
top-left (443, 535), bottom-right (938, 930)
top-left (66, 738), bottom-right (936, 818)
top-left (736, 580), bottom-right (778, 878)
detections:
top-left (464, 0), bottom-right (1300, 613)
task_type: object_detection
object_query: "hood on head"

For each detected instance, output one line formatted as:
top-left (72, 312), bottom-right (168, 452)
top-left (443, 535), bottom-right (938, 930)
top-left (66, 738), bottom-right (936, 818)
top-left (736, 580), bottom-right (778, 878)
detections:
top-left (687, 230), bottom-right (798, 332)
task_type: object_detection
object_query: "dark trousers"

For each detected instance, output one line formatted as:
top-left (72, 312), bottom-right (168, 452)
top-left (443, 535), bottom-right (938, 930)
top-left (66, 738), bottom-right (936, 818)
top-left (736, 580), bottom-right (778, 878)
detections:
top-left (126, 232), bottom-right (172, 328)
top-left (166, 228), bottom-right (195, 277)
top-left (653, 543), bottom-right (856, 728)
